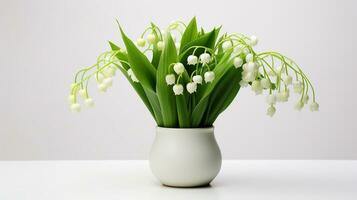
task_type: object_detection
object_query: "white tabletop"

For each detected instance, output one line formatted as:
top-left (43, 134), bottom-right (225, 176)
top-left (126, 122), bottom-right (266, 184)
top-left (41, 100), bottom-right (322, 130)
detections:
top-left (0, 160), bottom-right (356, 200)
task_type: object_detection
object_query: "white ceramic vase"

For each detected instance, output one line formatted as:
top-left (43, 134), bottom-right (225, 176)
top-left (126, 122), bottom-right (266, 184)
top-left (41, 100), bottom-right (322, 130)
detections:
top-left (149, 127), bottom-right (222, 187)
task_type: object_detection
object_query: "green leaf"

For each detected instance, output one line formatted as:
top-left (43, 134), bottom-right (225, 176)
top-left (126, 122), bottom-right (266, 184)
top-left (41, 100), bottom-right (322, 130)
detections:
top-left (179, 17), bottom-right (198, 54)
top-left (110, 41), bottom-right (163, 125)
top-left (203, 67), bottom-right (242, 126)
top-left (156, 33), bottom-right (178, 127)
top-left (119, 27), bottom-right (157, 91)
top-left (176, 94), bottom-right (190, 127)
top-left (191, 50), bottom-right (234, 126)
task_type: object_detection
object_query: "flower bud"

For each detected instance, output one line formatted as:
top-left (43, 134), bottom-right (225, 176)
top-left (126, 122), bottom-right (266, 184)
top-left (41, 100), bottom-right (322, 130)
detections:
top-left (266, 94), bottom-right (277, 105)
top-left (192, 75), bottom-right (203, 84)
top-left (233, 57), bottom-right (243, 68)
top-left (222, 41), bottom-right (232, 51)
top-left (173, 84), bottom-right (184, 95)
top-left (147, 33), bottom-right (156, 44)
top-left (157, 41), bottom-right (165, 51)
top-left (245, 53), bottom-right (254, 62)
top-left (251, 80), bottom-right (262, 95)
top-left (70, 103), bottom-right (81, 112)
top-left (250, 35), bottom-right (258, 46)
top-left (204, 71), bottom-right (215, 83)
top-left (186, 82), bottom-right (197, 94)
top-left (199, 53), bottom-right (211, 64)
top-left (136, 38), bottom-right (146, 47)
top-left (84, 98), bottom-right (94, 107)
top-left (260, 78), bottom-right (271, 89)
top-left (310, 102), bottom-right (319, 111)
top-left (267, 105), bottom-right (276, 117)
top-left (173, 63), bottom-right (185, 74)
top-left (165, 74), bottom-right (176, 85)
top-left (187, 55), bottom-right (198, 65)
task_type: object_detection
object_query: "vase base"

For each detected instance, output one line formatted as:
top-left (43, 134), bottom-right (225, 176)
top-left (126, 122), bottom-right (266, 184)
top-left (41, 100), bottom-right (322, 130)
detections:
top-left (162, 182), bottom-right (212, 188)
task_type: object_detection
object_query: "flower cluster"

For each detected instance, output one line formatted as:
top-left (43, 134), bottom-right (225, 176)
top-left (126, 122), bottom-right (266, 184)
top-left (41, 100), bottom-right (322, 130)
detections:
top-left (165, 52), bottom-right (215, 95)
top-left (68, 17), bottom-right (319, 125)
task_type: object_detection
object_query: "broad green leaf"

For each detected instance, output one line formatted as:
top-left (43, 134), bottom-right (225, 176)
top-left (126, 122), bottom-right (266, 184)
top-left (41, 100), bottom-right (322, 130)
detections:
top-left (156, 33), bottom-right (178, 127)
top-left (119, 27), bottom-right (157, 91)
top-left (179, 17), bottom-right (198, 54)
top-left (191, 50), bottom-right (233, 126)
top-left (176, 94), bottom-right (190, 127)
top-left (143, 88), bottom-right (164, 126)
top-left (109, 41), bottom-right (130, 70)
top-left (203, 67), bottom-right (243, 126)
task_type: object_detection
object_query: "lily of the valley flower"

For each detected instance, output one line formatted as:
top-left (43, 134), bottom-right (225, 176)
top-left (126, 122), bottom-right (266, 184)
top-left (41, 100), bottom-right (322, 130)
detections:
top-left (78, 89), bottom-right (87, 98)
top-left (267, 105), bottom-right (276, 117)
top-left (186, 82), bottom-right (197, 94)
top-left (136, 38), bottom-right (146, 47)
top-left (276, 89), bottom-right (290, 102)
top-left (84, 98), bottom-right (95, 107)
top-left (103, 77), bottom-right (113, 87)
top-left (187, 55), bottom-right (198, 65)
top-left (294, 101), bottom-right (304, 111)
top-left (266, 94), bottom-right (277, 105)
top-left (239, 80), bottom-right (248, 87)
top-left (157, 41), bottom-right (165, 51)
top-left (282, 74), bottom-right (293, 85)
top-left (147, 33), bottom-right (156, 44)
top-left (68, 94), bottom-right (75, 104)
top-left (204, 71), bottom-right (215, 83)
top-left (293, 81), bottom-right (303, 93)
top-left (233, 57), bottom-right (243, 68)
top-left (71, 103), bottom-right (81, 112)
top-left (251, 80), bottom-right (262, 95)
top-left (199, 53), bottom-right (211, 64)
top-left (260, 78), bottom-right (271, 89)
top-left (98, 83), bottom-right (107, 92)
top-left (173, 84), bottom-right (184, 95)
top-left (250, 35), bottom-right (258, 46)
top-left (245, 53), bottom-right (254, 62)
top-left (310, 102), bottom-right (319, 111)
top-left (222, 41), bottom-right (232, 51)
top-left (173, 63), bottom-right (185, 74)
top-left (192, 75), bottom-right (203, 84)
top-left (165, 74), bottom-right (176, 85)
top-left (96, 73), bottom-right (105, 83)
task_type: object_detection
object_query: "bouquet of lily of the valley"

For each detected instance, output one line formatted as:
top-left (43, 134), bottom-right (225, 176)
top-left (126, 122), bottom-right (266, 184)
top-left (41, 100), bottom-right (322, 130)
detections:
top-left (68, 17), bottom-right (319, 128)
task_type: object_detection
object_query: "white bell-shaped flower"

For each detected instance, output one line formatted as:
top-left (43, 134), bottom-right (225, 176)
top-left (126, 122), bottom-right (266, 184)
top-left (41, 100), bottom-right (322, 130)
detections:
top-left (293, 82), bottom-right (303, 93)
top-left (165, 74), bottom-right (176, 85)
top-left (250, 35), bottom-right (258, 46)
top-left (157, 41), bottom-right (165, 51)
top-left (71, 103), bottom-right (81, 112)
top-left (260, 78), bottom-right (271, 89)
top-left (136, 38), bottom-right (146, 47)
top-left (310, 102), bottom-right (319, 111)
top-left (294, 101), bottom-right (304, 111)
top-left (282, 74), bottom-right (293, 85)
top-left (98, 83), bottom-right (107, 92)
top-left (204, 71), bottom-right (215, 83)
top-left (192, 75), bottom-right (203, 84)
top-left (187, 55), bottom-right (198, 65)
top-left (78, 89), bottom-right (87, 98)
top-left (186, 82), bottom-right (197, 94)
top-left (239, 80), bottom-right (248, 87)
top-left (267, 105), bottom-right (276, 117)
top-left (242, 71), bottom-right (256, 82)
top-left (103, 77), bottom-right (113, 87)
top-left (96, 73), bottom-right (105, 83)
top-left (266, 94), bottom-right (277, 105)
top-left (251, 80), bottom-right (262, 95)
top-left (199, 53), bottom-right (211, 64)
top-left (173, 84), bottom-right (184, 95)
top-left (276, 89), bottom-right (290, 102)
top-left (233, 57), bottom-right (243, 68)
top-left (68, 94), bottom-right (75, 104)
top-left (173, 63), bottom-right (185, 74)
top-left (245, 53), bottom-right (254, 62)
top-left (84, 98), bottom-right (94, 107)
top-left (222, 41), bottom-right (232, 51)
top-left (147, 33), bottom-right (156, 44)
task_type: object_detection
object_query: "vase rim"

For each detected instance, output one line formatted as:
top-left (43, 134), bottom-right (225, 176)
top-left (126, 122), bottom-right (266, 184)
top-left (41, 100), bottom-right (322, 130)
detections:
top-left (156, 126), bottom-right (214, 131)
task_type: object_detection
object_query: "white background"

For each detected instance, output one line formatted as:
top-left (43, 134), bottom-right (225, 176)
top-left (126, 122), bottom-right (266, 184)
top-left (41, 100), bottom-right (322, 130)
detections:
top-left (1, 0), bottom-right (356, 160)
